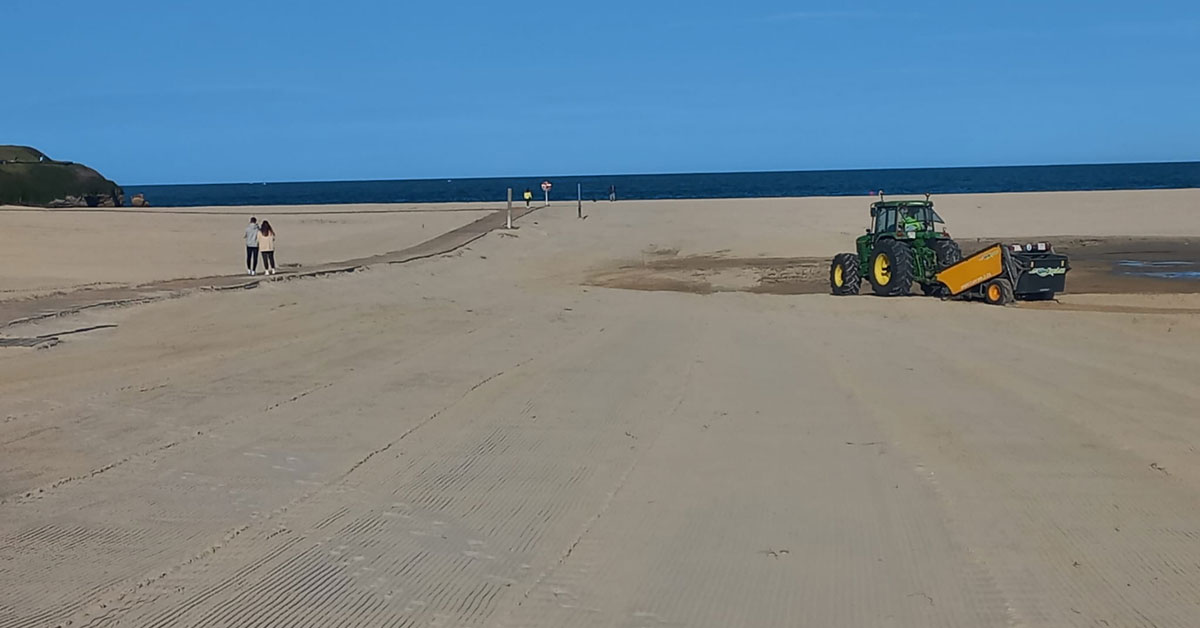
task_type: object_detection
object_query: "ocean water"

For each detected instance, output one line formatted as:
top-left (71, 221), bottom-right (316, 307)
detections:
top-left (126, 162), bottom-right (1200, 208)
top-left (1118, 260), bottom-right (1200, 280)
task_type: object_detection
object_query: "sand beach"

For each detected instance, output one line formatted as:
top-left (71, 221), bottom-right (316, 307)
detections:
top-left (2, 189), bottom-right (1200, 627)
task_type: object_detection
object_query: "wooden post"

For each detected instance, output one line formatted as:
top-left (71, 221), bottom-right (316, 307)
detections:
top-left (577, 183), bottom-right (582, 219)
top-left (506, 187), bottom-right (513, 229)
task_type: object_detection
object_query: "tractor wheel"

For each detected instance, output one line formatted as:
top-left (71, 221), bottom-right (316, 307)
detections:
top-left (829, 253), bottom-right (861, 295)
top-left (868, 239), bottom-right (914, 296)
top-left (921, 282), bottom-right (947, 298)
top-left (930, 238), bottom-right (963, 269)
top-left (983, 278), bottom-right (1014, 305)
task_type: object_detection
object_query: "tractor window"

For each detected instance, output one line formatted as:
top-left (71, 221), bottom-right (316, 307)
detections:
top-left (905, 206), bottom-right (944, 225)
top-left (874, 208), bottom-right (897, 233)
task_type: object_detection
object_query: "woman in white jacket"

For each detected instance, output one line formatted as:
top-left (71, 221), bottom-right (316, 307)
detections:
top-left (257, 220), bottom-right (277, 275)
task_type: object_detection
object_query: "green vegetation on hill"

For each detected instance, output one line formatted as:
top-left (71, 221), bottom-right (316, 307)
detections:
top-left (0, 145), bottom-right (123, 207)
top-left (0, 145), bottom-right (47, 162)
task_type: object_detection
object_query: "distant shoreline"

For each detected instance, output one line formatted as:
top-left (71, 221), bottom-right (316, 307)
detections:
top-left (124, 162), bottom-right (1200, 208)
top-left (124, 160), bottom-right (1200, 188)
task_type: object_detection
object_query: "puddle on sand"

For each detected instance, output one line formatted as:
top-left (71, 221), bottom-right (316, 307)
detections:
top-left (1118, 260), bottom-right (1200, 280)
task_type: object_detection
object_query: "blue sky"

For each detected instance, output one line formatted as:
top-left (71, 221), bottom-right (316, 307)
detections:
top-left (5, 1), bottom-right (1199, 184)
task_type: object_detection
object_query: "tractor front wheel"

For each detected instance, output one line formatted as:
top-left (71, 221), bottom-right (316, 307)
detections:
top-left (829, 253), bottom-right (861, 295)
top-left (921, 282), bottom-right (947, 298)
top-left (868, 239), bottom-right (914, 296)
top-left (983, 278), bottom-right (1014, 305)
top-left (931, 238), bottom-right (963, 269)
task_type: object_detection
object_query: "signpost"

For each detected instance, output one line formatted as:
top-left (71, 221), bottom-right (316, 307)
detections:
top-left (541, 180), bottom-right (552, 207)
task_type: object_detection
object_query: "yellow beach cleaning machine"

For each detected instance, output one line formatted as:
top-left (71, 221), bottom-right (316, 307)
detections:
top-left (936, 242), bottom-right (1069, 304)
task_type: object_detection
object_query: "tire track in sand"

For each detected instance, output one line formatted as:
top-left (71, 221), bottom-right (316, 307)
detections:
top-left (56, 360), bottom-right (526, 628)
top-left (0, 382), bottom-right (335, 506)
top-left (76, 317), bottom-right (684, 628)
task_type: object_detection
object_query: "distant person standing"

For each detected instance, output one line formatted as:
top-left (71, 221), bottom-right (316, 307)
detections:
top-left (245, 217), bottom-right (260, 275)
top-left (523, 188), bottom-right (533, 208)
top-left (258, 220), bottom-right (277, 275)
top-left (608, 185), bottom-right (617, 202)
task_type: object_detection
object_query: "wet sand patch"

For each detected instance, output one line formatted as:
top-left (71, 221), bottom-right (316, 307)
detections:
top-left (588, 237), bottom-right (1200, 297)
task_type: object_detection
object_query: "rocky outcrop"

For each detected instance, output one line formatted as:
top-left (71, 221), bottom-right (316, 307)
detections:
top-left (131, 193), bottom-right (149, 207)
top-left (45, 194), bottom-right (123, 208)
top-left (0, 146), bottom-right (124, 207)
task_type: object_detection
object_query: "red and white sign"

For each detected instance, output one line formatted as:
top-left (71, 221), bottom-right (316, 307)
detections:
top-left (541, 181), bottom-right (552, 192)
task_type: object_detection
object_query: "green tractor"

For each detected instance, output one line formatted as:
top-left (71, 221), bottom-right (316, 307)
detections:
top-left (830, 194), bottom-right (963, 297)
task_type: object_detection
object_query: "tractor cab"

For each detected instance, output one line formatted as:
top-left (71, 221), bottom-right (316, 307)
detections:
top-left (869, 200), bottom-right (945, 240)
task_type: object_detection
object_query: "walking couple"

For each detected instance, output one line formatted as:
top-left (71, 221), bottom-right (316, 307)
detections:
top-left (244, 217), bottom-right (278, 276)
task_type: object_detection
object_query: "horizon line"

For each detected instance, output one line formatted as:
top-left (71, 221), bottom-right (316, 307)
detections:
top-left (125, 159), bottom-right (1200, 188)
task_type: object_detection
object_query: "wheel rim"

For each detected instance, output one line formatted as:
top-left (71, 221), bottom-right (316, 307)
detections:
top-left (834, 265), bottom-right (844, 287)
top-left (988, 284), bottom-right (1001, 301)
top-left (873, 253), bottom-right (891, 284)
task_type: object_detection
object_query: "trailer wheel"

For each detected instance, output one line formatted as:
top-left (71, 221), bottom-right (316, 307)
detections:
top-left (829, 253), bottom-right (861, 295)
top-left (983, 278), bottom-right (1014, 305)
top-left (868, 239), bottom-right (914, 296)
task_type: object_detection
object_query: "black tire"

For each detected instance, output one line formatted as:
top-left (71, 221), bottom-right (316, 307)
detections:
top-left (829, 253), bottom-right (861, 295)
top-left (921, 282), bottom-right (947, 298)
top-left (868, 239), bottom-right (914, 296)
top-left (930, 238), bottom-right (963, 269)
top-left (983, 278), bottom-right (1014, 305)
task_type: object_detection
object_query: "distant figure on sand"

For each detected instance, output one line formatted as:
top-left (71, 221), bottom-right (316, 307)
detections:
top-left (245, 217), bottom-right (260, 275)
top-left (523, 188), bottom-right (533, 208)
top-left (258, 220), bottom-right (277, 275)
top-left (609, 185), bottom-right (617, 202)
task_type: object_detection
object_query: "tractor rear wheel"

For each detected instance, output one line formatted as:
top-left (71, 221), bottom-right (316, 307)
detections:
top-left (829, 253), bottom-right (861, 295)
top-left (868, 239), bottom-right (914, 296)
top-left (983, 278), bottom-right (1014, 305)
top-left (931, 238), bottom-right (963, 269)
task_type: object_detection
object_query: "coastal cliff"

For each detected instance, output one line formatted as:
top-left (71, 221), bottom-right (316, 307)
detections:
top-left (0, 146), bottom-right (124, 207)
